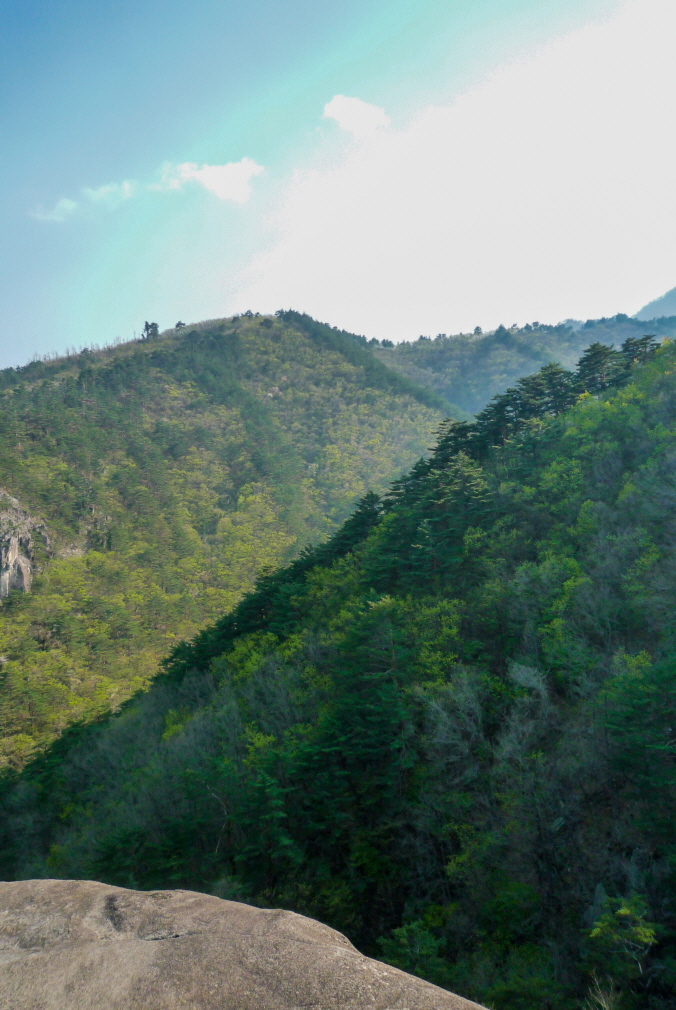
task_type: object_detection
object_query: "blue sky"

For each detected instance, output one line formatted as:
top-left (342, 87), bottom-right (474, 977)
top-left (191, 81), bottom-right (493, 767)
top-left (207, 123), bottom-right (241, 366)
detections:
top-left (2, 0), bottom-right (674, 365)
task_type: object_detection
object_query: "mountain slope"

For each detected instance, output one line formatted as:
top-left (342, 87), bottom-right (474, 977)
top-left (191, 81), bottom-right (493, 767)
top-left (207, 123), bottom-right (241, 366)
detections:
top-left (636, 286), bottom-right (676, 320)
top-left (0, 311), bottom-right (452, 767)
top-left (3, 335), bottom-right (676, 1007)
top-left (374, 312), bottom-right (676, 414)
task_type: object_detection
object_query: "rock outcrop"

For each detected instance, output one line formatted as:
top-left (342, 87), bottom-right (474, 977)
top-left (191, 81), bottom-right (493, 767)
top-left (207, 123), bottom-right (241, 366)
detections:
top-left (0, 879), bottom-right (486, 1010)
top-left (0, 491), bottom-right (48, 597)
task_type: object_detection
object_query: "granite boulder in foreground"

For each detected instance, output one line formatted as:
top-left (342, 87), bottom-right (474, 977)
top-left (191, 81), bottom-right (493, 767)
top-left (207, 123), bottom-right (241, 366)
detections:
top-left (0, 879), bottom-right (486, 1009)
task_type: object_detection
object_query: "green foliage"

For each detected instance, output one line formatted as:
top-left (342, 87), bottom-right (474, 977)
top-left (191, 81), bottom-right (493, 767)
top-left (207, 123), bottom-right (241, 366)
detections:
top-left (378, 920), bottom-right (453, 988)
top-left (6, 325), bottom-right (676, 1008)
top-left (0, 315), bottom-right (446, 766)
top-left (587, 895), bottom-right (657, 982)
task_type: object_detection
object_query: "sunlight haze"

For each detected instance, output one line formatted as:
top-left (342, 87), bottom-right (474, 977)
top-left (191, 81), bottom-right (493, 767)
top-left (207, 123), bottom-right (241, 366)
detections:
top-left (2, 0), bottom-right (673, 362)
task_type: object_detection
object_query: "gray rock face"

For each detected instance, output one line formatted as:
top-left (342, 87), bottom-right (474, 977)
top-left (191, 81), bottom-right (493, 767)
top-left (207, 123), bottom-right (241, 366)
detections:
top-left (0, 491), bottom-right (49, 597)
top-left (0, 879), bottom-right (486, 1009)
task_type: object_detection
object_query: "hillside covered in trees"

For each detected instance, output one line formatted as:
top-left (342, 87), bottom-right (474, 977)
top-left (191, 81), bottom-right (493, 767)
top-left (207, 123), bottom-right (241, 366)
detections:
top-left (0, 311), bottom-right (453, 768)
top-left (375, 313), bottom-right (676, 414)
top-left (2, 331), bottom-right (675, 1009)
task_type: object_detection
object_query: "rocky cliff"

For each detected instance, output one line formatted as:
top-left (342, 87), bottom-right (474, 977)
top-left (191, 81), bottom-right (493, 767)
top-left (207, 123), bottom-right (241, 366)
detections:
top-left (0, 491), bottom-right (48, 597)
top-left (0, 879), bottom-right (486, 1010)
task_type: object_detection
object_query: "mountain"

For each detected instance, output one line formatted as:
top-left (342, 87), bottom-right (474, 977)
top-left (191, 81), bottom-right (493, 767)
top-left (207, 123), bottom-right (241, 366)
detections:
top-left (0, 311), bottom-right (454, 768)
top-left (635, 286), bottom-right (676, 321)
top-left (374, 312), bottom-right (676, 414)
top-left (3, 333), bottom-right (675, 1008)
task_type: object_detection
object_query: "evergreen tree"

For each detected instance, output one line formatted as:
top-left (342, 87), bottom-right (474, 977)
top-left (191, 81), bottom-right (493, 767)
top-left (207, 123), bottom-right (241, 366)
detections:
top-left (620, 333), bottom-right (659, 367)
top-left (575, 342), bottom-right (623, 392)
top-left (142, 321), bottom-right (159, 339)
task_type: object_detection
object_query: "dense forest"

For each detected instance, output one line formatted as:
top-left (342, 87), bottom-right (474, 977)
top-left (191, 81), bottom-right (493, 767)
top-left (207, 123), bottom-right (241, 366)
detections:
top-left (0, 311), bottom-right (451, 768)
top-left (2, 328), bottom-right (675, 1009)
top-left (375, 313), bottom-right (676, 414)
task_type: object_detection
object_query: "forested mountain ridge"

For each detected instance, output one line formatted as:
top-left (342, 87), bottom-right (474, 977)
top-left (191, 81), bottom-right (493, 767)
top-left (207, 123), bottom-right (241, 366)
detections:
top-left (374, 312), bottom-right (676, 414)
top-left (3, 332), bottom-right (676, 1008)
top-left (0, 311), bottom-right (451, 768)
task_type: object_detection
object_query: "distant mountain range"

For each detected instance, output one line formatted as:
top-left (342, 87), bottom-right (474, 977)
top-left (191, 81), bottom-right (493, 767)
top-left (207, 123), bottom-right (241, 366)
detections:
top-left (636, 285), bottom-right (676, 320)
top-left (376, 312), bottom-right (676, 415)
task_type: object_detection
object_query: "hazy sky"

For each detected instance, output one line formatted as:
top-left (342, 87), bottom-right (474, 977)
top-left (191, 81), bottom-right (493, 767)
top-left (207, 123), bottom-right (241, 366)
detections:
top-left (2, 0), bottom-right (675, 365)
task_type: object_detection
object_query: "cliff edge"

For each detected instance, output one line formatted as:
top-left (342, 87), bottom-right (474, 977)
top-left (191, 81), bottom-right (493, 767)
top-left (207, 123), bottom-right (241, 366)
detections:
top-left (0, 879), bottom-right (486, 1009)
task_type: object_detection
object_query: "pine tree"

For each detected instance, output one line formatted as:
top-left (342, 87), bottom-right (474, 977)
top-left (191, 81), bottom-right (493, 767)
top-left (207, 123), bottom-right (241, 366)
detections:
top-left (575, 342), bottom-right (622, 393)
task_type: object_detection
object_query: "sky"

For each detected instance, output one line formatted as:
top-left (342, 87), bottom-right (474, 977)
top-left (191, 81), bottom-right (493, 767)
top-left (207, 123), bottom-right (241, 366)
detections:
top-left (2, 0), bottom-right (675, 366)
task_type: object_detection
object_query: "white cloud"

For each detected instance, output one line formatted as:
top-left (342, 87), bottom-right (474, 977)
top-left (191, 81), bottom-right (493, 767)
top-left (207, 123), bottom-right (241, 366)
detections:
top-left (158, 158), bottom-right (264, 203)
top-left (30, 157), bottom-right (263, 225)
top-left (30, 180), bottom-right (136, 222)
top-left (82, 180), bottom-right (136, 206)
top-left (322, 95), bottom-right (391, 139)
top-left (30, 197), bottom-right (79, 222)
top-left (235, 0), bottom-right (676, 338)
